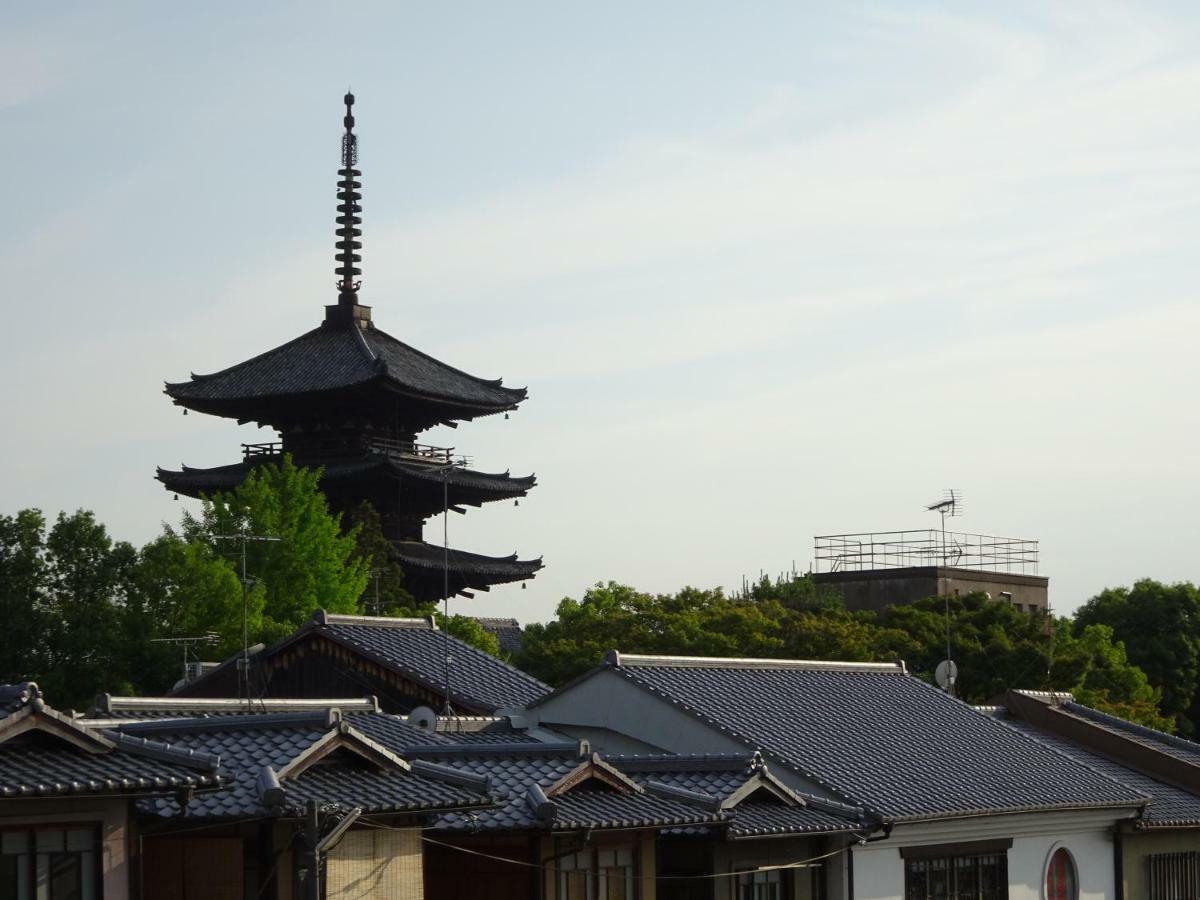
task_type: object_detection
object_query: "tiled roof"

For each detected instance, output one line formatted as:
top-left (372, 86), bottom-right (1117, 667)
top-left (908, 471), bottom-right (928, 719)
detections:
top-left (474, 618), bottom-right (525, 656)
top-left (157, 457), bottom-right (534, 502)
top-left (0, 685), bottom-right (226, 801)
top-left (175, 613), bottom-right (550, 714)
top-left (314, 613), bottom-right (549, 711)
top-left (989, 711), bottom-right (1200, 828)
top-left (402, 744), bottom-right (864, 836)
top-left (600, 654), bottom-right (1148, 822)
top-left (114, 711), bottom-right (489, 819)
top-left (391, 542), bottom-right (543, 580)
top-left (1064, 701), bottom-right (1200, 768)
top-left (165, 324), bottom-right (525, 414)
top-left (608, 753), bottom-right (867, 837)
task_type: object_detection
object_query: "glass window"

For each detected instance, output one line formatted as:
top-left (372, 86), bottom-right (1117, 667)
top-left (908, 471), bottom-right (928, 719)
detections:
top-left (558, 847), bottom-right (637, 900)
top-left (905, 852), bottom-right (1007, 900)
top-left (0, 829), bottom-right (98, 900)
top-left (736, 868), bottom-right (782, 900)
top-left (1045, 848), bottom-right (1077, 900)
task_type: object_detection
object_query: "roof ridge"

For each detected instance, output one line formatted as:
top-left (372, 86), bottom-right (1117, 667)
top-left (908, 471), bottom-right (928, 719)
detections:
top-left (605, 650), bottom-right (905, 673)
top-left (112, 711), bottom-right (331, 734)
top-left (103, 730), bottom-right (223, 772)
top-left (100, 695), bottom-right (379, 714)
top-left (316, 610), bottom-right (438, 630)
top-left (406, 742), bottom-right (583, 759)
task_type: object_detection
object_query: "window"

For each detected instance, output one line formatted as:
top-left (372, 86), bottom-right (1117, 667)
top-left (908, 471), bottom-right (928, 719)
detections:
top-left (1045, 848), bottom-right (1077, 900)
top-left (1, 828), bottom-right (99, 900)
top-left (1147, 851), bottom-right (1200, 899)
top-left (736, 868), bottom-right (783, 900)
top-left (904, 852), bottom-right (1007, 899)
top-left (557, 847), bottom-right (637, 900)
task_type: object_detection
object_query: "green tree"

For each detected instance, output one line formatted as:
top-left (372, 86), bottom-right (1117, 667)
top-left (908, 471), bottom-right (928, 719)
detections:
top-left (1052, 621), bottom-right (1171, 731)
top-left (190, 456), bottom-right (370, 644)
top-left (1073, 579), bottom-right (1200, 734)
top-left (119, 529), bottom-right (246, 691)
top-left (439, 614), bottom-right (501, 657)
top-left (0, 510), bottom-right (49, 684)
top-left (347, 501), bottom-right (418, 616)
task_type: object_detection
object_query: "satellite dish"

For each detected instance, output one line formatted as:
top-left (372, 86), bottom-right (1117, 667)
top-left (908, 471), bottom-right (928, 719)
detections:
top-left (408, 705), bottom-right (438, 732)
top-left (935, 659), bottom-right (958, 692)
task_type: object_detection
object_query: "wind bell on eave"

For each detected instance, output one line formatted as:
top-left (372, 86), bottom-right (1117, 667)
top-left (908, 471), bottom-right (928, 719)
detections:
top-left (327, 91), bottom-right (371, 328)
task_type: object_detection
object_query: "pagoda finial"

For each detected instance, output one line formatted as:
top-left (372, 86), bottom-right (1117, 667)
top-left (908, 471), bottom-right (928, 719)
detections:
top-left (333, 92), bottom-right (367, 312)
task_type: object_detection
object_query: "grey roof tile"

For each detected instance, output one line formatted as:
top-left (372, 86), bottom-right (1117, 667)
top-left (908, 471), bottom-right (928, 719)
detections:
top-left (166, 325), bottom-right (525, 413)
top-left (608, 657), bottom-right (1148, 822)
top-left (0, 687), bottom-right (226, 800)
top-left (119, 711), bottom-right (487, 819)
top-left (992, 709), bottom-right (1200, 828)
top-left (316, 615), bottom-right (548, 711)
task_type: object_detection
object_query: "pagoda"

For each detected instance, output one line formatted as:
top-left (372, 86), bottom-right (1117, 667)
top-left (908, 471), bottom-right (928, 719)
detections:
top-left (158, 94), bottom-right (541, 600)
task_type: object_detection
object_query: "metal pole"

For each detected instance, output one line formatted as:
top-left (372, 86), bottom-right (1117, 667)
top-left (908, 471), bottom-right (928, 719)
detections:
top-left (305, 799), bottom-right (321, 900)
top-left (443, 469), bottom-right (452, 714)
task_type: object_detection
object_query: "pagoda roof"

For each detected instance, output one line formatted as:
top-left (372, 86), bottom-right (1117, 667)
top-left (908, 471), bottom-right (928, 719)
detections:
top-left (165, 322), bottom-right (526, 421)
top-left (157, 456), bottom-right (535, 501)
top-left (393, 542), bottom-right (542, 580)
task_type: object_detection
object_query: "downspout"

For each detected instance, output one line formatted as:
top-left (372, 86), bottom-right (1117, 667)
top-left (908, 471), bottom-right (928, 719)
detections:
top-left (1113, 826), bottom-right (1124, 900)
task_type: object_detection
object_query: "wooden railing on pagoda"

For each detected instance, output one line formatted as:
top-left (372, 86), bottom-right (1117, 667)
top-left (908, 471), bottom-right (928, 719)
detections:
top-left (243, 438), bottom-right (470, 468)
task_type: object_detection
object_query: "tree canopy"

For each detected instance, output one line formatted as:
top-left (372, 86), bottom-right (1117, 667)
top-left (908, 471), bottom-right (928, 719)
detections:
top-left (515, 578), bottom-right (1172, 730)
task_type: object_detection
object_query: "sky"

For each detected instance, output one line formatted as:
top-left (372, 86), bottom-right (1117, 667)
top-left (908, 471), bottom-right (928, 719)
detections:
top-left (2, 2), bottom-right (1198, 624)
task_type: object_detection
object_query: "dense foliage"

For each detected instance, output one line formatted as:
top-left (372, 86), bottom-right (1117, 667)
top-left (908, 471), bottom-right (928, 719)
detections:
top-left (0, 458), bottom-right (496, 709)
top-left (515, 578), bottom-right (1173, 731)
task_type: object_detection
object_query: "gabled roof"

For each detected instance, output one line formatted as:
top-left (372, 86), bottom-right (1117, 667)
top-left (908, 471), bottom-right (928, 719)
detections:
top-left (175, 611), bottom-right (550, 714)
top-left (997, 690), bottom-right (1200, 828)
top-left (553, 653), bottom-right (1148, 823)
top-left (165, 324), bottom-right (526, 421)
top-left (309, 612), bottom-right (549, 711)
top-left (112, 710), bottom-right (490, 819)
top-left (0, 684), bottom-right (226, 801)
top-left (402, 744), bottom-right (727, 833)
top-left (610, 753), bottom-right (870, 838)
top-left (401, 743), bottom-right (868, 837)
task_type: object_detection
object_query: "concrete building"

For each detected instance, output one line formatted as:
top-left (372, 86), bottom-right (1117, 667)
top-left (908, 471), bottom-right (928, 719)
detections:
top-left (811, 529), bottom-right (1048, 614)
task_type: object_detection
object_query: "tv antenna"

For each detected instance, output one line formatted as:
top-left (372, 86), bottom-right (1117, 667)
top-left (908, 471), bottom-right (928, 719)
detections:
top-left (213, 525), bottom-right (282, 704)
top-left (926, 489), bottom-right (962, 694)
top-left (926, 489), bottom-right (962, 566)
top-left (151, 633), bottom-right (220, 685)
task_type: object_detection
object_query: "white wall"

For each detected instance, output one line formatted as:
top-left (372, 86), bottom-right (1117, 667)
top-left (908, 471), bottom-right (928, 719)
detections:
top-left (850, 809), bottom-right (1127, 900)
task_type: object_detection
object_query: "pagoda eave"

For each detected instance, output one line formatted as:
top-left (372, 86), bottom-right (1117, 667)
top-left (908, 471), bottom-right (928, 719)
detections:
top-left (157, 458), bottom-right (535, 510)
top-left (392, 540), bottom-right (543, 600)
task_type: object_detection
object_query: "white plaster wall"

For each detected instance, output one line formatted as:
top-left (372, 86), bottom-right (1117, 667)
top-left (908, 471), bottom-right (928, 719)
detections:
top-left (849, 809), bottom-right (1126, 900)
top-left (531, 669), bottom-right (844, 802)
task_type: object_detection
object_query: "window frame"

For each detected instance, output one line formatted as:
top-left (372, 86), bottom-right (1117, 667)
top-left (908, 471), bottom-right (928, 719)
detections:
top-left (0, 824), bottom-right (102, 900)
top-left (901, 838), bottom-right (1011, 900)
top-left (555, 843), bottom-right (639, 900)
top-left (1043, 845), bottom-right (1079, 900)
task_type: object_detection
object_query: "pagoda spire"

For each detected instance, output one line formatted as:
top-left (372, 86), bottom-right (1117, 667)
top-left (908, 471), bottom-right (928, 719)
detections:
top-left (327, 92), bottom-right (371, 327)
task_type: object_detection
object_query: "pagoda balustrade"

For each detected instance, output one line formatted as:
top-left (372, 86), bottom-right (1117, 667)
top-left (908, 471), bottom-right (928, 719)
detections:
top-left (242, 437), bottom-right (470, 468)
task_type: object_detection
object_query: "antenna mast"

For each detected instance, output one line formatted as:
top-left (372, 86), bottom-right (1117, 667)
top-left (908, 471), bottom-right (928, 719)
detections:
top-left (213, 525), bottom-right (282, 704)
top-left (926, 489), bottom-right (962, 695)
